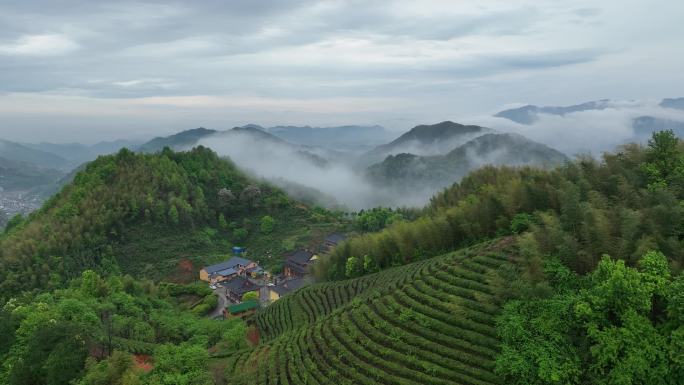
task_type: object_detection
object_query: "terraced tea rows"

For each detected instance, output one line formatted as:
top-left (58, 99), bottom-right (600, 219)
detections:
top-left (227, 240), bottom-right (515, 385)
top-left (256, 258), bottom-right (436, 340)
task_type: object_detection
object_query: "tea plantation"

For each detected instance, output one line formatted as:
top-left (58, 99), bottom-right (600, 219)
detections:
top-left (224, 239), bottom-right (516, 385)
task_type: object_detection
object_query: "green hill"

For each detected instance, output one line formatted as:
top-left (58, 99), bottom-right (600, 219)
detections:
top-left (366, 133), bottom-right (567, 190)
top-left (0, 146), bottom-right (342, 298)
top-left (359, 121), bottom-right (489, 166)
top-left (372, 121), bottom-right (486, 154)
top-left (226, 239), bottom-right (516, 385)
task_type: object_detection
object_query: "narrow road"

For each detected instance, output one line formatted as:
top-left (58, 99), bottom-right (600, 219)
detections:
top-left (208, 287), bottom-right (229, 319)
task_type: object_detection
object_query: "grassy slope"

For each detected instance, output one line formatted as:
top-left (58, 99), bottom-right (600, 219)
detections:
top-left (224, 238), bottom-right (518, 385)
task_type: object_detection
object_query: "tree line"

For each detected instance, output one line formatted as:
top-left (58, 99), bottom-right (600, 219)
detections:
top-left (317, 131), bottom-right (684, 280)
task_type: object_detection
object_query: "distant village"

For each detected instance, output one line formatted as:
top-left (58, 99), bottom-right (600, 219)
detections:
top-left (0, 190), bottom-right (44, 220)
top-left (199, 233), bottom-right (347, 319)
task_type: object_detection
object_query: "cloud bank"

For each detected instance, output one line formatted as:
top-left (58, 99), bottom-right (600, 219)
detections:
top-left (196, 131), bottom-right (435, 210)
top-left (471, 101), bottom-right (684, 156)
top-left (0, 0), bottom-right (682, 142)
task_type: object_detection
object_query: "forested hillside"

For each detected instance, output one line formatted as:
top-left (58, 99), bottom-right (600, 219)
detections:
top-left (366, 133), bottom-right (567, 190)
top-left (359, 121), bottom-right (489, 166)
top-left (0, 146), bottom-right (342, 299)
top-left (322, 130), bottom-right (684, 281)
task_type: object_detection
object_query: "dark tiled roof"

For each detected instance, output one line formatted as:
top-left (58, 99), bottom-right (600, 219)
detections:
top-left (203, 257), bottom-right (253, 274)
top-left (271, 278), bottom-right (308, 296)
top-left (325, 233), bottom-right (347, 244)
top-left (285, 260), bottom-right (309, 274)
top-left (221, 276), bottom-right (259, 295)
top-left (288, 249), bottom-right (314, 265)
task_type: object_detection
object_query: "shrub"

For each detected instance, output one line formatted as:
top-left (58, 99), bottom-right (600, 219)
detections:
top-left (260, 216), bottom-right (275, 235)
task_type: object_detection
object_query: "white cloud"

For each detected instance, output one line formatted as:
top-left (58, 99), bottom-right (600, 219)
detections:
top-left (111, 78), bottom-right (177, 89)
top-left (129, 95), bottom-right (407, 113)
top-left (470, 101), bottom-right (684, 156)
top-left (0, 0), bottom-right (681, 142)
top-left (196, 131), bottom-right (430, 209)
top-left (0, 34), bottom-right (79, 56)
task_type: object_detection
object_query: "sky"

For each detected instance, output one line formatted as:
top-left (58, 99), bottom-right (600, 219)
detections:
top-left (0, 0), bottom-right (682, 143)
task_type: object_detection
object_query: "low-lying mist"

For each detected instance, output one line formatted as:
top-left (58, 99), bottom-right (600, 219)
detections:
top-left (195, 132), bottom-right (435, 210)
top-left (475, 101), bottom-right (684, 156)
top-left (192, 101), bottom-right (684, 210)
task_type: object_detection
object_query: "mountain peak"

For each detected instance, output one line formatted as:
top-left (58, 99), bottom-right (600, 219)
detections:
top-left (395, 121), bottom-right (484, 144)
top-left (359, 121), bottom-right (489, 166)
top-left (660, 97), bottom-right (684, 110)
top-left (241, 124), bottom-right (266, 130)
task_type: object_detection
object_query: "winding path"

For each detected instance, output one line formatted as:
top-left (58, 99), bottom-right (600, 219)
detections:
top-left (208, 288), bottom-right (229, 319)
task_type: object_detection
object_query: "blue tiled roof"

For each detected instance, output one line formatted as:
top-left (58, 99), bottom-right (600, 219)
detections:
top-left (213, 267), bottom-right (237, 277)
top-left (203, 257), bottom-right (253, 274)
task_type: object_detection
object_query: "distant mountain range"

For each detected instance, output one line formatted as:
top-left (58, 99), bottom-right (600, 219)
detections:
top-left (138, 125), bottom-right (338, 166)
top-left (366, 132), bottom-right (567, 190)
top-left (132, 121), bottom-right (565, 208)
top-left (660, 97), bottom-right (684, 110)
top-left (136, 124), bottom-right (392, 154)
top-left (494, 100), bottom-right (614, 125)
top-left (137, 127), bottom-right (217, 153)
top-left (3, 121), bottom-right (572, 210)
top-left (139, 126), bottom-right (297, 151)
top-left (263, 124), bottom-right (392, 148)
top-left (0, 137), bottom-right (142, 220)
top-left (0, 156), bottom-right (62, 192)
top-left (24, 139), bottom-right (141, 166)
top-left (494, 97), bottom-right (684, 139)
top-left (633, 116), bottom-right (684, 138)
top-left (0, 139), bottom-right (72, 171)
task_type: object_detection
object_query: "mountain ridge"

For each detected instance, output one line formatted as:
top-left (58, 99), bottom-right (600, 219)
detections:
top-left (0, 139), bottom-right (71, 170)
top-left (494, 99), bottom-right (614, 124)
top-left (367, 132), bottom-right (567, 190)
top-left (360, 121), bottom-right (490, 166)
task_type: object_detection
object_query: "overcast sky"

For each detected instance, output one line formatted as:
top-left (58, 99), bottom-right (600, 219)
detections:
top-left (0, 0), bottom-right (682, 143)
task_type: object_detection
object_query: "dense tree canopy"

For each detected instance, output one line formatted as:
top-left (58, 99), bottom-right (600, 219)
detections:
top-left (496, 251), bottom-right (684, 385)
top-left (318, 131), bottom-right (684, 280)
top-left (0, 270), bottom-right (247, 385)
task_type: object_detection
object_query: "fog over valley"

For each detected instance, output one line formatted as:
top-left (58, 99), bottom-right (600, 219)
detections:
top-left (4, 98), bottom-right (684, 214)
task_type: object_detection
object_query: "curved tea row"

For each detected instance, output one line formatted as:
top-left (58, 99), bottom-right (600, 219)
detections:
top-left (228, 241), bottom-right (514, 385)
